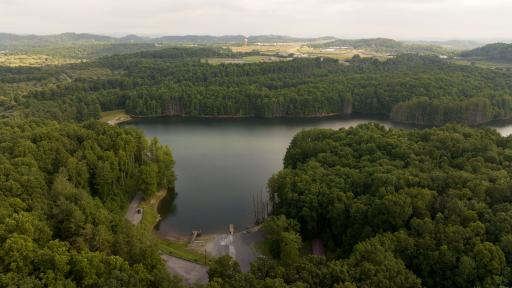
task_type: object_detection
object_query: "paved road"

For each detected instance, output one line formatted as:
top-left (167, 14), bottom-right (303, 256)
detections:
top-left (161, 254), bottom-right (209, 285)
top-left (125, 194), bottom-right (143, 225)
top-left (205, 228), bottom-right (265, 272)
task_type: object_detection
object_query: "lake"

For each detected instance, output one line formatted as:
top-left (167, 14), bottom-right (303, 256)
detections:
top-left (124, 117), bottom-right (512, 236)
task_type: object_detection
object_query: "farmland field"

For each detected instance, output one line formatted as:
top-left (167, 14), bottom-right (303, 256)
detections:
top-left (228, 43), bottom-right (390, 61)
top-left (0, 53), bottom-right (79, 66)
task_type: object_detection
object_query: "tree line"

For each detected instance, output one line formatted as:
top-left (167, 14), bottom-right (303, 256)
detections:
top-left (3, 47), bottom-right (512, 126)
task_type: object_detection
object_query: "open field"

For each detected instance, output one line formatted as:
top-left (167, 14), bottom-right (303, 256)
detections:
top-left (229, 43), bottom-right (302, 54)
top-left (0, 53), bottom-right (78, 67)
top-left (228, 43), bottom-right (391, 61)
top-left (297, 46), bottom-right (391, 60)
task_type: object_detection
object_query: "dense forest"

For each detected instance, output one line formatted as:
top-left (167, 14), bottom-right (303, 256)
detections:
top-left (203, 124), bottom-right (512, 288)
top-left (460, 43), bottom-right (512, 63)
top-left (4, 47), bottom-right (512, 126)
top-left (0, 118), bottom-right (180, 287)
top-left (4, 40), bottom-right (512, 286)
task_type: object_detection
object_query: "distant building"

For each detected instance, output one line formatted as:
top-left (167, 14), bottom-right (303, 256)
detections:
top-left (244, 38), bottom-right (248, 47)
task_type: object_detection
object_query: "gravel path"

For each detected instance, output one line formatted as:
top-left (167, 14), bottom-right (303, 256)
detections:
top-left (160, 254), bottom-right (209, 285)
top-left (125, 194), bottom-right (143, 225)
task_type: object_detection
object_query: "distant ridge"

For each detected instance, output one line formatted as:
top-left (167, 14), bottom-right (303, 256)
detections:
top-left (409, 40), bottom-right (484, 50)
top-left (0, 32), bottom-right (117, 50)
top-left (0, 32), bottom-right (334, 50)
top-left (312, 38), bottom-right (452, 55)
top-left (119, 34), bottom-right (148, 42)
top-left (460, 43), bottom-right (512, 63)
top-left (154, 35), bottom-right (246, 44)
top-left (0, 32), bottom-right (487, 57)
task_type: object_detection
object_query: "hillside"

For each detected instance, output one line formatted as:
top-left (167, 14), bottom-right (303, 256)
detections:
top-left (247, 35), bottom-right (335, 43)
top-left (3, 47), bottom-right (512, 126)
top-left (0, 119), bottom-right (180, 287)
top-left (313, 38), bottom-right (451, 55)
top-left (460, 43), bottom-right (512, 63)
top-left (0, 32), bottom-right (117, 50)
top-left (411, 39), bottom-right (484, 50)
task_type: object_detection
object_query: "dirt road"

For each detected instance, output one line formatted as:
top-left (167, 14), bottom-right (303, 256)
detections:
top-left (125, 194), bottom-right (143, 225)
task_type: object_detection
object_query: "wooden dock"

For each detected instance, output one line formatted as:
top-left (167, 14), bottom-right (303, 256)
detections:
top-left (190, 230), bottom-right (201, 243)
top-left (229, 224), bottom-right (234, 235)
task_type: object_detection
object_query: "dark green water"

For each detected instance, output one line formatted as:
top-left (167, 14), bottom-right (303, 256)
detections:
top-left (124, 117), bottom-right (512, 236)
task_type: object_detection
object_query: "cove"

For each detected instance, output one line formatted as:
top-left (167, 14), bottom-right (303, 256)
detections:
top-left (123, 116), bottom-right (512, 236)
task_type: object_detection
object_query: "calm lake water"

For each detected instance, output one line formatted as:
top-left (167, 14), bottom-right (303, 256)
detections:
top-left (124, 117), bottom-right (512, 236)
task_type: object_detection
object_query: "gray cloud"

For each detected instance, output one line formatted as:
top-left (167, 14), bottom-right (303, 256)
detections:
top-left (0, 0), bottom-right (510, 39)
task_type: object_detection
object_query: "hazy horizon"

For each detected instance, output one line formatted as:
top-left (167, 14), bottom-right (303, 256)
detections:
top-left (1, 0), bottom-right (511, 40)
top-left (1, 31), bottom-right (511, 43)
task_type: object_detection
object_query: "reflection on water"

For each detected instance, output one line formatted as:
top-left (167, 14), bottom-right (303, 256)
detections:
top-left (124, 116), bottom-right (512, 236)
top-left (155, 188), bottom-right (177, 231)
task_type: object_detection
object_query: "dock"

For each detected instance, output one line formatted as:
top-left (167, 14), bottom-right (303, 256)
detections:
top-left (229, 224), bottom-right (234, 235)
top-left (190, 230), bottom-right (202, 243)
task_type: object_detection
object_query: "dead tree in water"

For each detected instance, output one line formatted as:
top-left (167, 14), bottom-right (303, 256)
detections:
top-left (252, 188), bottom-right (270, 225)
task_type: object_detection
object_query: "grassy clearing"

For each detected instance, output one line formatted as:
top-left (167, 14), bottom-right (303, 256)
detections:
top-left (137, 190), bottom-right (211, 265)
top-left (229, 43), bottom-right (301, 54)
top-left (99, 109), bottom-right (131, 124)
top-left (0, 53), bottom-right (78, 67)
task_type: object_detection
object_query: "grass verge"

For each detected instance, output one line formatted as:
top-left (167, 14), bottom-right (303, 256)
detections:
top-left (159, 239), bottom-right (212, 265)
top-left (137, 190), bottom-right (211, 265)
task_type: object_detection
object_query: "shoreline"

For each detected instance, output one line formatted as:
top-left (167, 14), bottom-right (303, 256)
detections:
top-left (137, 190), bottom-right (215, 264)
top-left (157, 224), bottom-right (262, 243)
top-left (106, 109), bottom-right (512, 128)
top-left (116, 112), bottom-right (392, 124)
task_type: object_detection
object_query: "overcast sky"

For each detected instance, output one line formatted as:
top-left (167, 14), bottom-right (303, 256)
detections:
top-left (1, 0), bottom-right (511, 40)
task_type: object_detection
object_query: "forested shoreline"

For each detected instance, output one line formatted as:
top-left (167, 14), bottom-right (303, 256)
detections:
top-left (4, 45), bottom-right (512, 287)
top-left (0, 119), bottom-right (180, 287)
top-left (2, 47), bottom-right (512, 126)
top-left (200, 123), bottom-right (512, 287)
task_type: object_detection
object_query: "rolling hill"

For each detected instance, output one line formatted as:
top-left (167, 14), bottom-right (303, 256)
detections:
top-left (313, 38), bottom-right (451, 55)
top-left (460, 43), bottom-right (512, 63)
